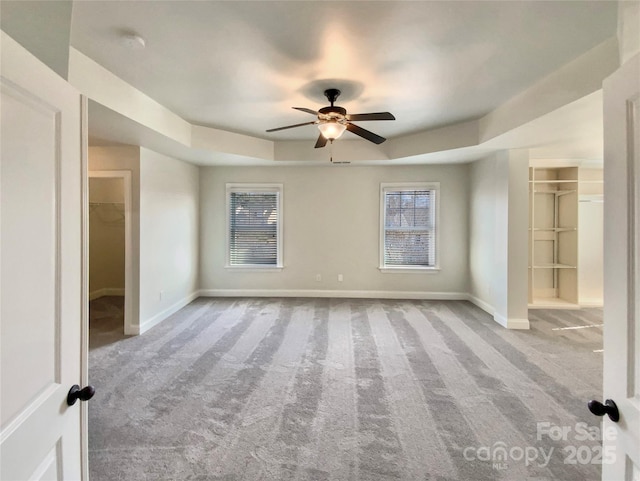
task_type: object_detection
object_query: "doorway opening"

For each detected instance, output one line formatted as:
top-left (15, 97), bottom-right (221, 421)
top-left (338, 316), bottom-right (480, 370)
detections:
top-left (88, 171), bottom-right (133, 338)
top-left (527, 164), bottom-right (604, 309)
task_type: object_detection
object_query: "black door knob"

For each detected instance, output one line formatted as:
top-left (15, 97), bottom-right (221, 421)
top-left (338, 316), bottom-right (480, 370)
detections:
top-left (587, 399), bottom-right (619, 422)
top-left (67, 384), bottom-right (95, 406)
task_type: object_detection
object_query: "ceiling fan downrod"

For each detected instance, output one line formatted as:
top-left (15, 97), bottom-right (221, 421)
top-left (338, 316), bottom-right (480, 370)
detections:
top-left (324, 88), bottom-right (341, 106)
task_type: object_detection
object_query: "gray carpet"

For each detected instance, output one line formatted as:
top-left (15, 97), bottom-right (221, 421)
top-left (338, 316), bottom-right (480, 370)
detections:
top-left (88, 298), bottom-right (603, 480)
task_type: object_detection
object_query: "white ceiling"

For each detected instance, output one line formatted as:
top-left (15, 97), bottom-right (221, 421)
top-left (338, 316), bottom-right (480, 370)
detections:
top-left (70, 0), bottom-right (617, 155)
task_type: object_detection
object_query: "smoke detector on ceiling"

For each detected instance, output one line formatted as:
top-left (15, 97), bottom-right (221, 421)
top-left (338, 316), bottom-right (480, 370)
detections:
top-left (121, 32), bottom-right (146, 49)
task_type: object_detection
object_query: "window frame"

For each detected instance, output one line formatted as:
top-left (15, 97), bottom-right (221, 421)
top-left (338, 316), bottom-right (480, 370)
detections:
top-left (225, 183), bottom-right (283, 270)
top-left (379, 182), bottom-right (440, 273)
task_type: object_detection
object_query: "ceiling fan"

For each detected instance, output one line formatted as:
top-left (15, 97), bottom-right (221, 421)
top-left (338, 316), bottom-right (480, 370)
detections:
top-left (266, 88), bottom-right (396, 148)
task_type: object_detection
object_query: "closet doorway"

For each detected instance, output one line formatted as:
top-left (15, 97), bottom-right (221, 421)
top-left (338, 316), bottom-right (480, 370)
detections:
top-left (89, 171), bottom-right (133, 336)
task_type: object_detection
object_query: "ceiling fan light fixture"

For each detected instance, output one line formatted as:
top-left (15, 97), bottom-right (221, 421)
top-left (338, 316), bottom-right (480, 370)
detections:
top-left (266, 87), bottom-right (394, 149)
top-left (318, 120), bottom-right (346, 140)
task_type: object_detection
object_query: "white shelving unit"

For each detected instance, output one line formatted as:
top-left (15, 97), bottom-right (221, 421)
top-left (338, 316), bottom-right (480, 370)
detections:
top-left (528, 167), bottom-right (579, 308)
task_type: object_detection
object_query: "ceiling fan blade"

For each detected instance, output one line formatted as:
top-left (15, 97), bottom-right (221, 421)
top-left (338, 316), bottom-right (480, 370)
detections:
top-left (293, 107), bottom-right (319, 116)
top-left (314, 134), bottom-right (328, 149)
top-left (266, 121), bottom-right (317, 132)
top-left (346, 123), bottom-right (386, 144)
top-left (346, 112), bottom-right (396, 121)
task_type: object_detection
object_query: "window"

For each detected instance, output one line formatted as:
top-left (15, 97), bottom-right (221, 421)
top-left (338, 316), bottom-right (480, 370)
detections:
top-left (380, 183), bottom-right (439, 270)
top-left (226, 184), bottom-right (283, 268)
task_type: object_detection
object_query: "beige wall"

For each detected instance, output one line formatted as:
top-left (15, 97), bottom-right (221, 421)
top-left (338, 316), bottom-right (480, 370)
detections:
top-left (89, 177), bottom-right (125, 295)
top-left (86, 146), bottom-right (542, 329)
top-left (469, 151), bottom-right (530, 328)
top-left (199, 164), bottom-right (469, 296)
top-left (84, 147), bottom-right (543, 329)
top-left (469, 156), bottom-right (497, 309)
top-left (139, 148), bottom-right (200, 329)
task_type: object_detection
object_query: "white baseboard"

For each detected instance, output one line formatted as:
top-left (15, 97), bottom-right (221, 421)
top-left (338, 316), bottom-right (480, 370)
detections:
top-left (466, 294), bottom-right (494, 316)
top-left (528, 302), bottom-right (580, 310)
top-left (579, 298), bottom-right (604, 308)
top-left (139, 291), bottom-right (199, 335)
top-left (89, 287), bottom-right (125, 301)
top-left (197, 289), bottom-right (534, 329)
top-left (197, 289), bottom-right (468, 301)
top-left (124, 324), bottom-right (140, 336)
top-left (465, 296), bottom-right (530, 329)
top-left (493, 313), bottom-right (530, 330)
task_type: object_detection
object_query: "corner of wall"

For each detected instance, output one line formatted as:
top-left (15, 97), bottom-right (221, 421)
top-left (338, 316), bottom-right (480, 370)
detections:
top-left (139, 290), bottom-right (199, 334)
top-left (466, 293), bottom-right (494, 316)
top-left (493, 313), bottom-right (531, 330)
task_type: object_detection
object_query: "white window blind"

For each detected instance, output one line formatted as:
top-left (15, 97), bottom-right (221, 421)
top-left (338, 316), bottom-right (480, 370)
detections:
top-left (227, 185), bottom-right (282, 267)
top-left (381, 184), bottom-right (438, 268)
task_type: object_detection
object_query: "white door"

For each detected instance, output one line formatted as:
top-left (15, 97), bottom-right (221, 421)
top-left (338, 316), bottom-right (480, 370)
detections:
top-left (0, 32), bottom-right (88, 480)
top-left (601, 53), bottom-right (640, 480)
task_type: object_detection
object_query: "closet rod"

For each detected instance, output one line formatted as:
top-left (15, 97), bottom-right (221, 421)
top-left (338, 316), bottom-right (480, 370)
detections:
top-left (578, 195), bottom-right (604, 203)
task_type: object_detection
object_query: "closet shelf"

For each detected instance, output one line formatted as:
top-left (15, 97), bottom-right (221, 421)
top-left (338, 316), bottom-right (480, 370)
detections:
top-left (529, 179), bottom-right (578, 184)
top-left (530, 227), bottom-right (576, 232)
top-left (531, 263), bottom-right (576, 269)
top-left (533, 189), bottom-right (576, 196)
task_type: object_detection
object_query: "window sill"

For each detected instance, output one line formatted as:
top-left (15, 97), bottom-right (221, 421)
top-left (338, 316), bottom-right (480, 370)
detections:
top-left (378, 266), bottom-right (440, 274)
top-left (225, 265), bottom-right (284, 272)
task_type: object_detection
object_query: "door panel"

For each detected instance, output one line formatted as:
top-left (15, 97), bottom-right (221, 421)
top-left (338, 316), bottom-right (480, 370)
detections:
top-left (0, 31), bottom-right (85, 480)
top-left (602, 53), bottom-right (640, 480)
top-left (31, 446), bottom-right (60, 481)
top-left (1, 80), bottom-right (60, 428)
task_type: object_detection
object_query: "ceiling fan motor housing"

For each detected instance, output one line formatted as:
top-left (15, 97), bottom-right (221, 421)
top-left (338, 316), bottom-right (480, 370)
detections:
top-left (318, 106), bottom-right (347, 122)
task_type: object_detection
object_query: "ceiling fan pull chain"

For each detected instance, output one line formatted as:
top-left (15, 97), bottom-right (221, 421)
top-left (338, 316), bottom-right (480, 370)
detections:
top-left (330, 139), bottom-right (334, 163)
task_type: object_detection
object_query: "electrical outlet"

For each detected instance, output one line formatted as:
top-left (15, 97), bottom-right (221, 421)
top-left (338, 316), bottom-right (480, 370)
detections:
top-left (159, 290), bottom-right (164, 301)
top-left (315, 274), bottom-right (322, 282)
top-left (338, 274), bottom-right (343, 282)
